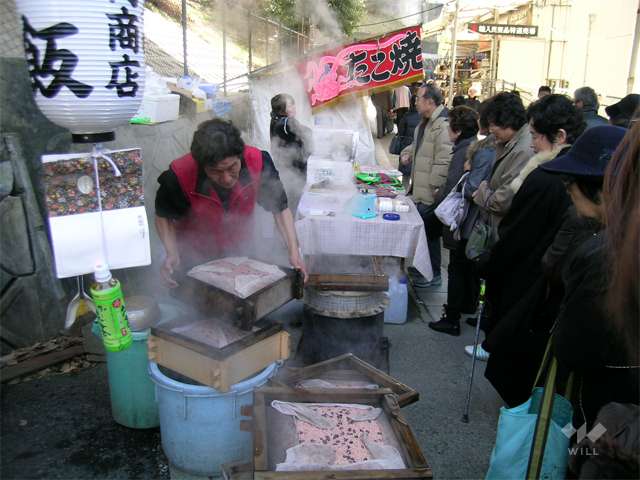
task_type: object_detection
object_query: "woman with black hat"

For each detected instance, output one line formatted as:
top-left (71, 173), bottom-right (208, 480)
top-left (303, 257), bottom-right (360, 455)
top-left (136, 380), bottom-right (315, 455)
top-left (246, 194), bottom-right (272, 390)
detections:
top-left (539, 125), bottom-right (639, 430)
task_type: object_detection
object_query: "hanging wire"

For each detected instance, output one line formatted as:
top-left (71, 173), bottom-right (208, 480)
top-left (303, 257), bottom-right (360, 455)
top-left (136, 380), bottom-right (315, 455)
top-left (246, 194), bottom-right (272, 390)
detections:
top-left (354, 2), bottom-right (454, 28)
top-left (91, 144), bottom-right (122, 267)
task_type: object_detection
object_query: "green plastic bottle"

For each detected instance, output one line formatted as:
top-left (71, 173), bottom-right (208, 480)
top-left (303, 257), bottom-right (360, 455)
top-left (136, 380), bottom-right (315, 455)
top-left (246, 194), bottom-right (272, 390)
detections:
top-left (90, 263), bottom-right (132, 352)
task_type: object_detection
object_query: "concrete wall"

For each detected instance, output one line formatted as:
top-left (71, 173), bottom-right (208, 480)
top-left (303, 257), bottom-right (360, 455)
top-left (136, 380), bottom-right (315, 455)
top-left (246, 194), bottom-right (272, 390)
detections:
top-left (0, 0), bottom-right (253, 348)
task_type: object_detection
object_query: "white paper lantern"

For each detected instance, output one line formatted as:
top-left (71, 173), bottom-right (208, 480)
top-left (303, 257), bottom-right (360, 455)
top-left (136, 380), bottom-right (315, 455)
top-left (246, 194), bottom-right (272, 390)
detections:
top-left (16, 0), bottom-right (146, 143)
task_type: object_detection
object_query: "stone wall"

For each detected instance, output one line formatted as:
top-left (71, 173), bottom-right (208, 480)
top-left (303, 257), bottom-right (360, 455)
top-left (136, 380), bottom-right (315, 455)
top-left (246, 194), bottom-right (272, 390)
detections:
top-left (0, 1), bottom-right (251, 350)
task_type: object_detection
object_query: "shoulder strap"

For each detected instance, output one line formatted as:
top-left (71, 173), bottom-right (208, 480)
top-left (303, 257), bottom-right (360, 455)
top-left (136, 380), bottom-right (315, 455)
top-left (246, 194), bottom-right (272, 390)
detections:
top-left (526, 357), bottom-right (559, 480)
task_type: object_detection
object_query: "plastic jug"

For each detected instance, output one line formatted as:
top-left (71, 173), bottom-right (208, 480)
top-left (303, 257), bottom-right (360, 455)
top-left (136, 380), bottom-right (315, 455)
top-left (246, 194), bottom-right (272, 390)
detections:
top-left (384, 274), bottom-right (408, 324)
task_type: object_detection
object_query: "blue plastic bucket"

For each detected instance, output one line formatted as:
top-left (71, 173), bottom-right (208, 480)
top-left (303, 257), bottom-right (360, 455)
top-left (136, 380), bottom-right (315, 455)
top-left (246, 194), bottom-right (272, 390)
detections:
top-left (149, 361), bottom-right (279, 476)
top-left (93, 324), bottom-right (159, 429)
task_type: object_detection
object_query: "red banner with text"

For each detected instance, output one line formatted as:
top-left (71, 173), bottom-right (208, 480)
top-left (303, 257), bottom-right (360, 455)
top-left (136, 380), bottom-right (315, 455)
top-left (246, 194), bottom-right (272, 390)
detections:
top-left (299, 26), bottom-right (424, 109)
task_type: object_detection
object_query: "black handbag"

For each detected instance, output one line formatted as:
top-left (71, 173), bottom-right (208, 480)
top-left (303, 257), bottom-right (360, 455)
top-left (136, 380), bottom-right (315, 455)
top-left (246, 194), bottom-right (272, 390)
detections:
top-left (389, 135), bottom-right (412, 155)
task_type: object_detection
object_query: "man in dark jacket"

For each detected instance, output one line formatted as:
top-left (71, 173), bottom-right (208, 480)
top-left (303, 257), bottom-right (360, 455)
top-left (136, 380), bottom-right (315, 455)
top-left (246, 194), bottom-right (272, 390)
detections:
top-left (574, 86), bottom-right (608, 129)
top-left (466, 87), bottom-right (481, 111)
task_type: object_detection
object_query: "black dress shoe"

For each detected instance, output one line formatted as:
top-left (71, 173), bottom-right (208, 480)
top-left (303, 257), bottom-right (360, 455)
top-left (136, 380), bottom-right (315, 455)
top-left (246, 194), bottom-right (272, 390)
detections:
top-left (428, 318), bottom-right (460, 336)
top-left (428, 307), bottom-right (461, 336)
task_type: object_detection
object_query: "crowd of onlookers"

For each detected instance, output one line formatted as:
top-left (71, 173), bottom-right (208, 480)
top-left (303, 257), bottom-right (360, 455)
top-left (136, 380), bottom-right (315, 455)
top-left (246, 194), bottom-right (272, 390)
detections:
top-left (393, 82), bottom-right (639, 478)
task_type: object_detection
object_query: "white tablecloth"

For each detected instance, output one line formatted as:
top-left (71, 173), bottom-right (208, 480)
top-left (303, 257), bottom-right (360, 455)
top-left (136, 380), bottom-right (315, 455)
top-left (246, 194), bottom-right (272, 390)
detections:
top-left (295, 192), bottom-right (433, 280)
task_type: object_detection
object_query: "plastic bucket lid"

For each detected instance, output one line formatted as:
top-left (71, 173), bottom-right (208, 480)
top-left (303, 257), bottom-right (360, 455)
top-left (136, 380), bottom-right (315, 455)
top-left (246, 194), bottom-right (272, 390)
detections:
top-left (148, 361), bottom-right (279, 398)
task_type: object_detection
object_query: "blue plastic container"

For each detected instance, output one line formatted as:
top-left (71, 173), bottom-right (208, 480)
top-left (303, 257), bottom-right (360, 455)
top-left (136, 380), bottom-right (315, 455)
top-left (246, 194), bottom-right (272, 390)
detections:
top-left (149, 361), bottom-right (279, 476)
top-left (94, 324), bottom-right (159, 428)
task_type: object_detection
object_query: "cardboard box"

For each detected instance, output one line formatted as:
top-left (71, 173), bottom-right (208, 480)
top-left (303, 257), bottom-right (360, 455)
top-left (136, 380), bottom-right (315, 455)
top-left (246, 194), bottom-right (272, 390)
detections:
top-left (138, 93), bottom-right (180, 123)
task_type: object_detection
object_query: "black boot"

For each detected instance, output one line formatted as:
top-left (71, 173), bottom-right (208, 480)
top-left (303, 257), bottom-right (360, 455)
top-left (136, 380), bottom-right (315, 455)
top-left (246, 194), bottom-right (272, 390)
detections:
top-left (428, 305), bottom-right (460, 336)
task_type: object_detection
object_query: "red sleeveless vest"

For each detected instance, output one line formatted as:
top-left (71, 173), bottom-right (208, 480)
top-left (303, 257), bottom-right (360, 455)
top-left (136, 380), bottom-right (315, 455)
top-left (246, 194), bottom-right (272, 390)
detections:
top-left (170, 145), bottom-right (263, 264)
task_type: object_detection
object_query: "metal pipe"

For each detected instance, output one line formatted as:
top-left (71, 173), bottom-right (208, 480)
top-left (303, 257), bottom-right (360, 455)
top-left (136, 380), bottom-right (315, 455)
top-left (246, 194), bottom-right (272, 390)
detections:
top-left (583, 14), bottom-right (595, 85)
top-left (546, 3), bottom-right (556, 85)
top-left (265, 21), bottom-right (269, 65)
top-left (279, 20), bottom-right (283, 63)
top-left (489, 8), bottom-right (498, 95)
top-left (181, 0), bottom-right (188, 76)
top-left (248, 10), bottom-right (253, 73)
top-left (223, 4), bottom-right (227, 96)
top-left (247, 10), bottom-right (310, 38)
top-left (447, 0), bottom-right (460, 107)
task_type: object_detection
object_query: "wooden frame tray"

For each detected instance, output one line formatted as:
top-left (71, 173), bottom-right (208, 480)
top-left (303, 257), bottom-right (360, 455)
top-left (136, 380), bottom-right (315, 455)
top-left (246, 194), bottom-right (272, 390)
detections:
top-left (271, 353), bottom-right (419, 408)
top-left (305, 255), bottom-right (389, 292)
top-left (251, 387), bottom-right (432, 479)
top-left (173, 264), bottom-right (304, 330)
top-left (149, 320), bottom-right (289, 392)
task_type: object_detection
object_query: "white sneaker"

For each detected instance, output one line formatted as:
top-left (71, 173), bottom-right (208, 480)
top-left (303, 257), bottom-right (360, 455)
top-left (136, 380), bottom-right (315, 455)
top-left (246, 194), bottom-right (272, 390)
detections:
top-left (464, 344), bottom-right (489, 361)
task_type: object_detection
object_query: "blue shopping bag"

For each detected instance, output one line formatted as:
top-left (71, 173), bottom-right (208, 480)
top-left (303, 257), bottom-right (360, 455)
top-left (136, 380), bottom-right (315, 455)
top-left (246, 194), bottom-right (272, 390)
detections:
top-left (485, 386), bottom-right (573, 479)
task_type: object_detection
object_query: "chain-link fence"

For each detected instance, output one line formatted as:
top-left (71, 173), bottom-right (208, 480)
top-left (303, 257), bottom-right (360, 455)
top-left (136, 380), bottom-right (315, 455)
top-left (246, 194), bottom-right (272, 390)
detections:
top-left (144, 0), bottom-right (309, 93)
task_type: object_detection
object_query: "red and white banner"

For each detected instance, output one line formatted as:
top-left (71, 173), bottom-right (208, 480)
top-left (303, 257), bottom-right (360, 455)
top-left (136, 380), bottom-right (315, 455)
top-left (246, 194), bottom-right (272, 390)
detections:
top-left (299, 26), bottom-right (424, 109)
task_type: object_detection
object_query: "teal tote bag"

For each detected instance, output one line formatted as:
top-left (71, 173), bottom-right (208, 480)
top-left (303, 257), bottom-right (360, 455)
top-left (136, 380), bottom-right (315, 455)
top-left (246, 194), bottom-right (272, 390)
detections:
top-left (485, 343), bottom-right (574, 479)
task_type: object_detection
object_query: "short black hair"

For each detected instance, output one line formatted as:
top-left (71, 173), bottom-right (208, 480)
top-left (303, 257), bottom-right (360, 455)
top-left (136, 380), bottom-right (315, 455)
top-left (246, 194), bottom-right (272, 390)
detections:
top-left (449, 106), bottom-right (479, 140)
top-left (420, 83), bottom-right (444, 106)
top-left (191, 119), bottom-right (245, 168)
top-left (478, 99), bottom-right (491, 130)
top-left (484, 92), bottom-right (527, 130)
top-left (452, 95), bottom-right (466, 107)
top-left (527, 94), bottom-right (586, 144)
top-left (271, 93), bottom-right (294, 117)
top-left (538, 85), bottom-right (552, 94)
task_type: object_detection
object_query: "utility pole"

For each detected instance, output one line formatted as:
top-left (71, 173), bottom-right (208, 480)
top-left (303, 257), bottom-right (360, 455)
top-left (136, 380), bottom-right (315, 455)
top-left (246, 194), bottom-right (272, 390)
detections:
top-left (489, 8), bottom-right (499, 95)
top-left (546, 2), bottom-right (556, 86)
top-left (583, 14), bottom-right (595, 85)
top-left (181, 0), bottom-right (188, 76)
top-left (447, 0), bottom-right (460, 106)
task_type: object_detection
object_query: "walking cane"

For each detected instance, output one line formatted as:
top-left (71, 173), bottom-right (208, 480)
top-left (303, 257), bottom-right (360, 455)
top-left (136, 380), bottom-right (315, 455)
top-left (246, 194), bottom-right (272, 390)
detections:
top-left (462, 278), bottom-right (486, 423)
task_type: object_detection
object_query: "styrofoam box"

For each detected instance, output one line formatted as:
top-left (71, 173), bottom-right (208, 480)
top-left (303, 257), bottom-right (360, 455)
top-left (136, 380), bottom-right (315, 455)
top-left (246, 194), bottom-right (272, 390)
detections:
top-left (138, 93), bottom-right (180, 123)
top-left (306, 156), bottom-right (354, 186)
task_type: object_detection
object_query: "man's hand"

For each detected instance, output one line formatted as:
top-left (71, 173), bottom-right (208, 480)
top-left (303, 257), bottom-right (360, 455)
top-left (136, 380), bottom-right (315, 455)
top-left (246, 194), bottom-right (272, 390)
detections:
top-left (289, 249), bottom-right (308, 284)
top-left (472, 180), bottom-right (488, 200)
top-left (400, 152), bottom-right (412, 165)
top-left (161, 253), bottom-right (180, 288)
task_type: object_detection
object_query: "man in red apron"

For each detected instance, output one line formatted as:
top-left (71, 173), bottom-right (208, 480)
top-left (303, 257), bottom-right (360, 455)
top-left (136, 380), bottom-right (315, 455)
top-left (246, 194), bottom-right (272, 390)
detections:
top-left (155, 119), bottom-right (306, 287)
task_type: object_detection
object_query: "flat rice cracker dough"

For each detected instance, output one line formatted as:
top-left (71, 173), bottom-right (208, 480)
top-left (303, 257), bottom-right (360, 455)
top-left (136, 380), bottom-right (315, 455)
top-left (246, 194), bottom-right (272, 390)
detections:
top-left (188, 257), bottom-right (286, 299)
